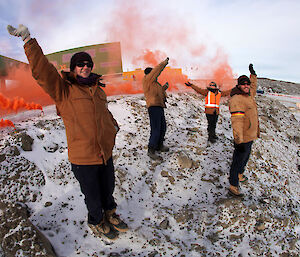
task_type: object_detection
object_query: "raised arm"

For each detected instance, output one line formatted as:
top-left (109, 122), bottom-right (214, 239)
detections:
top-left (7, 24), bottom-right (67, 102)
top-left (147, 57), bottom-right (169, 82)
top-left (249, 64), bottom-right (257, 98)
top-left (185, 81), bottom-right (207, 96)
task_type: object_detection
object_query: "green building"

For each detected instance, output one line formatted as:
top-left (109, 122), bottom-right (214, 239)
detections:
top-left (0, 55), bottom-right (28, 77)
top-left (46, 42), bottom-right (123, 75)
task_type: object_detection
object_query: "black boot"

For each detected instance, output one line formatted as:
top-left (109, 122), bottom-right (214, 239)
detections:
top-left (148, 147), bottom-right (160, 160)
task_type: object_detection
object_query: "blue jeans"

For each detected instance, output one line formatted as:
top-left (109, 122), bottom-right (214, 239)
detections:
top-left (229, 141), bottom-right (253, 187)
top-left (71, 157), bottom-right (117, 225)
top-left (148, 106), bottom-right (166, 150)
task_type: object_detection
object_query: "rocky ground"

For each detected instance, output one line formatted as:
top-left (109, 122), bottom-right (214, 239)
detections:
top-left (0, 79), bottom-right (299, 256)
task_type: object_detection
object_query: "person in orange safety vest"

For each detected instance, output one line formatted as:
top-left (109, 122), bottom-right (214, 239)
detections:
top-left (185, 81), bottom-right (232, 143)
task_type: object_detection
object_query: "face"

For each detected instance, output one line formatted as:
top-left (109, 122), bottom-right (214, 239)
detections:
top-left (73, 61), bottom-right (92, 78)
top-left (239, 82), bottom-right (250, 93)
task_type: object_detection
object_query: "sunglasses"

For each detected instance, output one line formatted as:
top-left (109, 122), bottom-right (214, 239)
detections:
top-left (240, 82), bottom-right (250, 86)
top-left (76, 62), bottom-right (93, 68)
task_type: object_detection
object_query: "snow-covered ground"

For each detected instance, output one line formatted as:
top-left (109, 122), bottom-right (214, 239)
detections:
top-left (0, 89), bottom-right (299, 256)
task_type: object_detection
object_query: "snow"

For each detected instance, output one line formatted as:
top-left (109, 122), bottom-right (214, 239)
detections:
top-left (0, 90), bottom-right (299, 256)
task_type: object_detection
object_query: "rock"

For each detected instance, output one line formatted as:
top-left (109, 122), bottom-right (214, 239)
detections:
top-left (44, 201), bottom-right (53, 207)
top-left (161, 170), bottom-right (169, 177)
top-left (148, 238), bottom-right (160, 246)
top-left (0, 202), bottom-right (57, 256)
top-left (148, 250), bottom-right (159, 257)
top-left (177, 152), bottom-right (193, 169)
top-left (255, 220), bottom-right (266, 231)
top-left (43, 142), bottom-right (59, 153)
top-left (159, 218), bottom-right (169, 229)
top-left (18, 133), bottom-right (34, 151)
top-left (0, 154), bottom-right (5, 162)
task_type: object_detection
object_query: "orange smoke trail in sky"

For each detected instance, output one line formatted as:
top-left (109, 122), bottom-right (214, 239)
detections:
top-left (0, 119), bottom-right (15, 129)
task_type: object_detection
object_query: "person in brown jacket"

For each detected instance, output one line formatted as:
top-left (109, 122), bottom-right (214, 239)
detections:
top-left (228, 64), bottom-right (259, 196)
top-left (143, 57), bottom-right (169, 160)
top-left (7, 24), bottom-right (128, 240)
top-left (184, 81), bottom-right (232, 143)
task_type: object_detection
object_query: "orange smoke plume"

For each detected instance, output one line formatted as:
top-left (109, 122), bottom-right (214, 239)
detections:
top-left (133, 49), bottom-right (167, 67)
top-left (0, 119), bottom-right (15, 129)
top-left (0, 93), bottom-right (43, 114)
top-left (1, 65), bottom-right (53, 106)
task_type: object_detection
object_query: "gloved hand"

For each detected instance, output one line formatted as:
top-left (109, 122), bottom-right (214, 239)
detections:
top-left (185, 81), bottom-right (192, 87)
top-left (98, 76), bottom-right (106, 87)
top-left (166, 57), bottom-right (169, 62)
top-left (235, 143), bottom-right (246, 153)
top-left (163, 82), bottom-right (169, 90)
top-left (7, 24), bottom-right (31, 43)
top-left (249, 63), bottom-right (256, 75)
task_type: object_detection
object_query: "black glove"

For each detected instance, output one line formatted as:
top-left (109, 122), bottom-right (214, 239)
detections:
top-left (249, 64), bottom-right (256, 75)
top-left (235, 143), bottom-right (246, 153)
top-left (185, 81), bottom-right (192, 87)
top-left (98, 76), bottom-right (106, 87)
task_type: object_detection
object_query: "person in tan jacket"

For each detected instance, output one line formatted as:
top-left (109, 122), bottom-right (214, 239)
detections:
top-left (228, 64), bottom-right (259, 196)
top-left (7, 24), bottom-right (127, 240)
top-left (185, 81), bottom-right (232, 143)
top-left (143, 57), bottom-right (169, 160)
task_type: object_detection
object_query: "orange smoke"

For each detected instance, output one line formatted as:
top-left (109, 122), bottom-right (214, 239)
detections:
top-left (0, 93), bottom-right (43, 114)
top-left (133, 49), bottom-right (167, 67)
top-left (1, 65), bottom-right (53, 107)
top-left (0, 119), bottom-right (15, 129)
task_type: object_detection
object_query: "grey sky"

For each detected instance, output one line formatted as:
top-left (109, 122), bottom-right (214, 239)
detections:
top-left (1, 0), bottom-right (299, 83)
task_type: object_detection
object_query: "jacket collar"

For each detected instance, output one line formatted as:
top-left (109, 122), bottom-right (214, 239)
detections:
top-left (230, 85), bottom-right (250, 97)
top-left (61, 71), bottom-right (101, 86)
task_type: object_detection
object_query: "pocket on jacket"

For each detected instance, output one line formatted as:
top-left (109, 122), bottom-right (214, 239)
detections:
top-left (71, 97), bottom-right (94, 114)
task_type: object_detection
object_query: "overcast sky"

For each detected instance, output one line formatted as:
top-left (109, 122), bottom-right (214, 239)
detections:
top-left (1, 0), bottom-right (299, 83)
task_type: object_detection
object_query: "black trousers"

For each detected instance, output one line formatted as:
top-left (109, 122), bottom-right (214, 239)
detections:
top-left (206, 113), bottom-right (219, 137)
top-left (148, 106), bottom-right (166, 150)
top-left (71, 157), bottom-right (117, 225)
top-left (229, 141), bottom-right (253, 187)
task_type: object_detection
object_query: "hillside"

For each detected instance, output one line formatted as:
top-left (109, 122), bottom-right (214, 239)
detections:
top-left (0, 79), bottom-right (299, 256)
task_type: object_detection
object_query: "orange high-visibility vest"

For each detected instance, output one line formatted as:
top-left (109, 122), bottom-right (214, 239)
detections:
top-left (205, 91), bottom-right (221, 109)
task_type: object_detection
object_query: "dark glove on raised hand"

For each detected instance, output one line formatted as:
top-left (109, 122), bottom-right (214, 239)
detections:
top-left (235, 143), bottom-right (246, 153)
top-left (7, 24), bottom-right (31, 43)
top-left (163, 82), bottom-right (169, 90)
top-left (249, 64), bottom-right (256, 75)
top-left (98, 75), bottom-right (106, 87)
top-left (185, 81), bottom-right (192, 87)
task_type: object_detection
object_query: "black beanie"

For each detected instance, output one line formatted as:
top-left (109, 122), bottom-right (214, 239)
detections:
top-left (144, 67), bottom-right (153, 75)
top-left (237, 75), bottom-right (251, 85)
top-left (70, 52), bottom-right (94, 71)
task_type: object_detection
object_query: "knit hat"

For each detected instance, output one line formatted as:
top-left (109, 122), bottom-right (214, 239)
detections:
top-left (144, 67), bottom-right (153, 75)
top-left (70, 52), bottom-right (94, 71)
top-left (237, 75), bottom-right (251, 85)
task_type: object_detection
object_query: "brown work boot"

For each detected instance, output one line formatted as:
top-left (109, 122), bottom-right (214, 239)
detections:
top-left (88, 220), bottom-right (118, 240)
top-left (157, 144), bottom-right (169, 152)
top-left (105, 209), bottom-right (129, 232)
top-left (228, 185), bottom-right (244, 197)
top-left (148, 148), bottom-right (160, 160)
